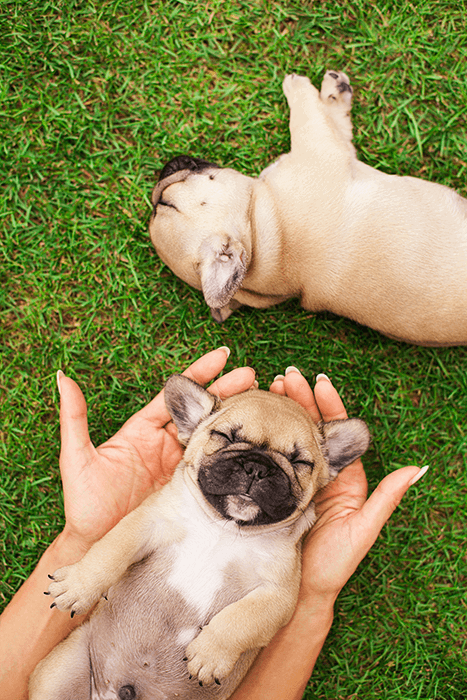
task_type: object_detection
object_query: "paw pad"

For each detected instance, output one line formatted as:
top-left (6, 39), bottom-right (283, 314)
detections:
top-left (322, 70), bottom-right (353, 105)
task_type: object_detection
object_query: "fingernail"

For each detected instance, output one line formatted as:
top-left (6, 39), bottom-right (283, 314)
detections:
top-left (316, 373), bottom-right (330, 382)
top-left (409, 465), bottom-right (429, 486)
top-left (56, 370), bottom-right (64, 395)
top-left (285, 366), bottom-right (301, 375)
top-left (253, 380), bottom-right (259, 389)
top-left (217, 346), bottom-right (231, 358)
top-left (273, 374), bottom-right (285, 382)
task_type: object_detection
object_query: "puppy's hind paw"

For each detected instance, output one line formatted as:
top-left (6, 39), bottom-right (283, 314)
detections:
top-left (320, 70), bottom-right (353, 106)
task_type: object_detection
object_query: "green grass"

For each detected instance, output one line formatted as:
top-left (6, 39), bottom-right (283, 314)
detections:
top-left (1, 0), bottom-right (466, 697)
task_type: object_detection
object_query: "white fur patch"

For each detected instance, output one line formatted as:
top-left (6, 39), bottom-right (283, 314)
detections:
top-left (167, 488), bottom-right (245, 617)
top-left (176, 626), bottom-right (199, 647)
top-left (225, 495), bottom-right (261, 521)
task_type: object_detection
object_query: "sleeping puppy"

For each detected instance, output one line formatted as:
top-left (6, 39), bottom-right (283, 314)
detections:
top-left (30, 375), bottom-right (370, 700)
top-left (149, 71), bottom-right (467, 346)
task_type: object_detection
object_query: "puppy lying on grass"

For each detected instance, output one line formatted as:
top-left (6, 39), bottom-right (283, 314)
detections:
top-left (150, 71), bottom-right (467, 346)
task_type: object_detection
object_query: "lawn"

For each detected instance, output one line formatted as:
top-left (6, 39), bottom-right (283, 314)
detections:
top-left (1, 1), bottom-right (466, 698)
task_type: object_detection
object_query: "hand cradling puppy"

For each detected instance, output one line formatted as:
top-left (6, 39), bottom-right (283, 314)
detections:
top-left (30, 374), bottom-right (370, 700)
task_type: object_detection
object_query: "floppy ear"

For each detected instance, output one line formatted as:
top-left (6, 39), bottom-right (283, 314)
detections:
top-left (199, 238), bottom-right (247, 311)
top-left (321, 418), bottom-right (371, 477)
top-left (164, 375), bottom-right (219, 445)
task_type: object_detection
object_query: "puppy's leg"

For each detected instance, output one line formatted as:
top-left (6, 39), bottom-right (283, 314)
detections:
top-left (47, 494), bottom-right (162, 616)
top-left (282, 72), bottom-right (354, 160)
top-left (185, 583), bottom-right (297, 686)
top-left (319, 70), bottom-right (355, 154)
top-left (29, 624), bottom-right (92, 700)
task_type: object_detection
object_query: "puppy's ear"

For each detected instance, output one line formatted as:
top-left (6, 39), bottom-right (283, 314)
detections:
top-left (321, 418), bottom-right (371, 477)
top-left (164, 374), bottom-right (219, 445)
top-left (198, 238), bottom-right (247, 312)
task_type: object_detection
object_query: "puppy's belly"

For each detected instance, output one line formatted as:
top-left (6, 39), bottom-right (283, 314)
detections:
top-left (88, 541), bottom-right (257, 699)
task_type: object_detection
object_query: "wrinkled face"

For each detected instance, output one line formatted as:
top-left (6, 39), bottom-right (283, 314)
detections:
top-left (185, 391), bottom-right (326, 526)
top-left (164, 375), bottom-right (371, 529)
top-left (149, 156), bottom-right (254, 312)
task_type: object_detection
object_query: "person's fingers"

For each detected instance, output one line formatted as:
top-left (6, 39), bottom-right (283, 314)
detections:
top-left (137, 349), bottom-right (254, 428)
top-left (269, 377), bottom-right (286, 395)
top-left (135, 348), bottom-right (231, 427)
top-left (57, 371), bottom-right (93, 458)
top-left (353, 466), bottom-right (426, 552)
top-left (208, 366), bottom-right (256, 399)
top-left (281, 368), bottom-right (322, 423)
top-left (313, 374), bottom-right (348, 422)
top-left (182, 347), bottom-right (231, 385)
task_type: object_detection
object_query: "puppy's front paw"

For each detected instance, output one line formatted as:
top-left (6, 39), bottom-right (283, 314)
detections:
top-left (185, 626), bottom-right (240, 687)
top-left (320, 70), bottom-right (352, 106)
top-left (47, 563), bottom-right (103, 617)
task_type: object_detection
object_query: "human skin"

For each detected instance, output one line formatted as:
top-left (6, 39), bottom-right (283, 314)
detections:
top-left (0, 351), bottom-right (426, 699)
top-left (230, 368), bottom-right (426, 700)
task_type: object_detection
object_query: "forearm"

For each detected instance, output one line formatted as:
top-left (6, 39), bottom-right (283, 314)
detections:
top-left (230, 595), bottom-right (335, 700)
top-left (0, 530), bottom-right (89, 700)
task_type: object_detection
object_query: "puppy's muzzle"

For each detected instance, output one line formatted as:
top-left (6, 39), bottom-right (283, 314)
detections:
top-left (198, 452), bottom-right (296, 524)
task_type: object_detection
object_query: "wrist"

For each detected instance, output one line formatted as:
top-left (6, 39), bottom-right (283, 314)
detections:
top-left (50, 527), bottom-right (93, 565)
top-left (288, 593), bottom-right (335, 641)
top-left (296, 589), bottom-right (338, 617)
top-left (0, 530), bottom-right (91, 699)
top-left (230, 591), bottom-right (335, 700)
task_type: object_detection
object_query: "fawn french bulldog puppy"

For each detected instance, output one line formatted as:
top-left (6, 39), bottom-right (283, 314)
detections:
top-left (30, 374), bottom-right (370, 699)
top-left (150, 71), bottom-right (467, 345)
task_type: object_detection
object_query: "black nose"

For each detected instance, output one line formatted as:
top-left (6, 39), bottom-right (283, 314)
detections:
top-left (158, 155), bottom-right (220, 181)
top-left (118, 686), bottom-right (136, 700)
top-left (243, 460), bottom-right (270, 479)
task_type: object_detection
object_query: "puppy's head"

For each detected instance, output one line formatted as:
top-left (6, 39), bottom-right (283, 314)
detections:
top-left (149, 155), bottom-right (254, 318)
top-left (164, 375), bottom-right (370, 528)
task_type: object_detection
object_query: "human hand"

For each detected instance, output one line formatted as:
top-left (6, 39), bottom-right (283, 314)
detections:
top-left (270, 369), bottom-right (427, 605)
top-left (57, 347), bottom-right (256, 554)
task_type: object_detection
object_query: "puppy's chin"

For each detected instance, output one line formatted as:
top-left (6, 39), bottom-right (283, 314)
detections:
top-left (224, 495), bottom-right (261, 523)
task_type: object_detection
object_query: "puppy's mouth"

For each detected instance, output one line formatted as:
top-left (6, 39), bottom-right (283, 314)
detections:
top-left (197, 452), bottom-right (297, 526)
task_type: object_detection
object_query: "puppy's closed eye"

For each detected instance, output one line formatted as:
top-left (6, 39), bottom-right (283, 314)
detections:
top-left (210, 428), bottom-right (242, 444)
top-left (288, 447), bottom-right (314, 471)
top-left (211, 429), bottom-right (235, 443)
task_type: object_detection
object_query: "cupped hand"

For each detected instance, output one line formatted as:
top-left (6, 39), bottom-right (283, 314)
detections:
top-left (57, 348), bottom-right (256, 552)
top-left (270, 369), bottom-right (427, 603)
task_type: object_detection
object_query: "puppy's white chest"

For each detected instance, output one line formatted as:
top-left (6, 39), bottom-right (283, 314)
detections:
top-left (166, 494), bottom-right (258, 619)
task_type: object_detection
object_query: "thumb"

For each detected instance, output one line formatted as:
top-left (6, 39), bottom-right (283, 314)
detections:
top-left (57, 370), bottom-right (93, 460)
top-left (357, 465), bottom-right (429, 549)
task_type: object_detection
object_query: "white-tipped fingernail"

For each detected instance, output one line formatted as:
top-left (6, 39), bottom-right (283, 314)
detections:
top-left (285, 366), bottom-right (301, 375)
top-left (56, 370), bottom-right (64, 395)
top-left (218, 346), bottom-right (231, 358)
top-left (409, 465), bottom-right (429, 486)
top-left (273, 374), bottom-right (285, 382)
top-left (316, 373), bottom-right (330, 382)
top-left (253, 380), bottom-right (259, 389)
